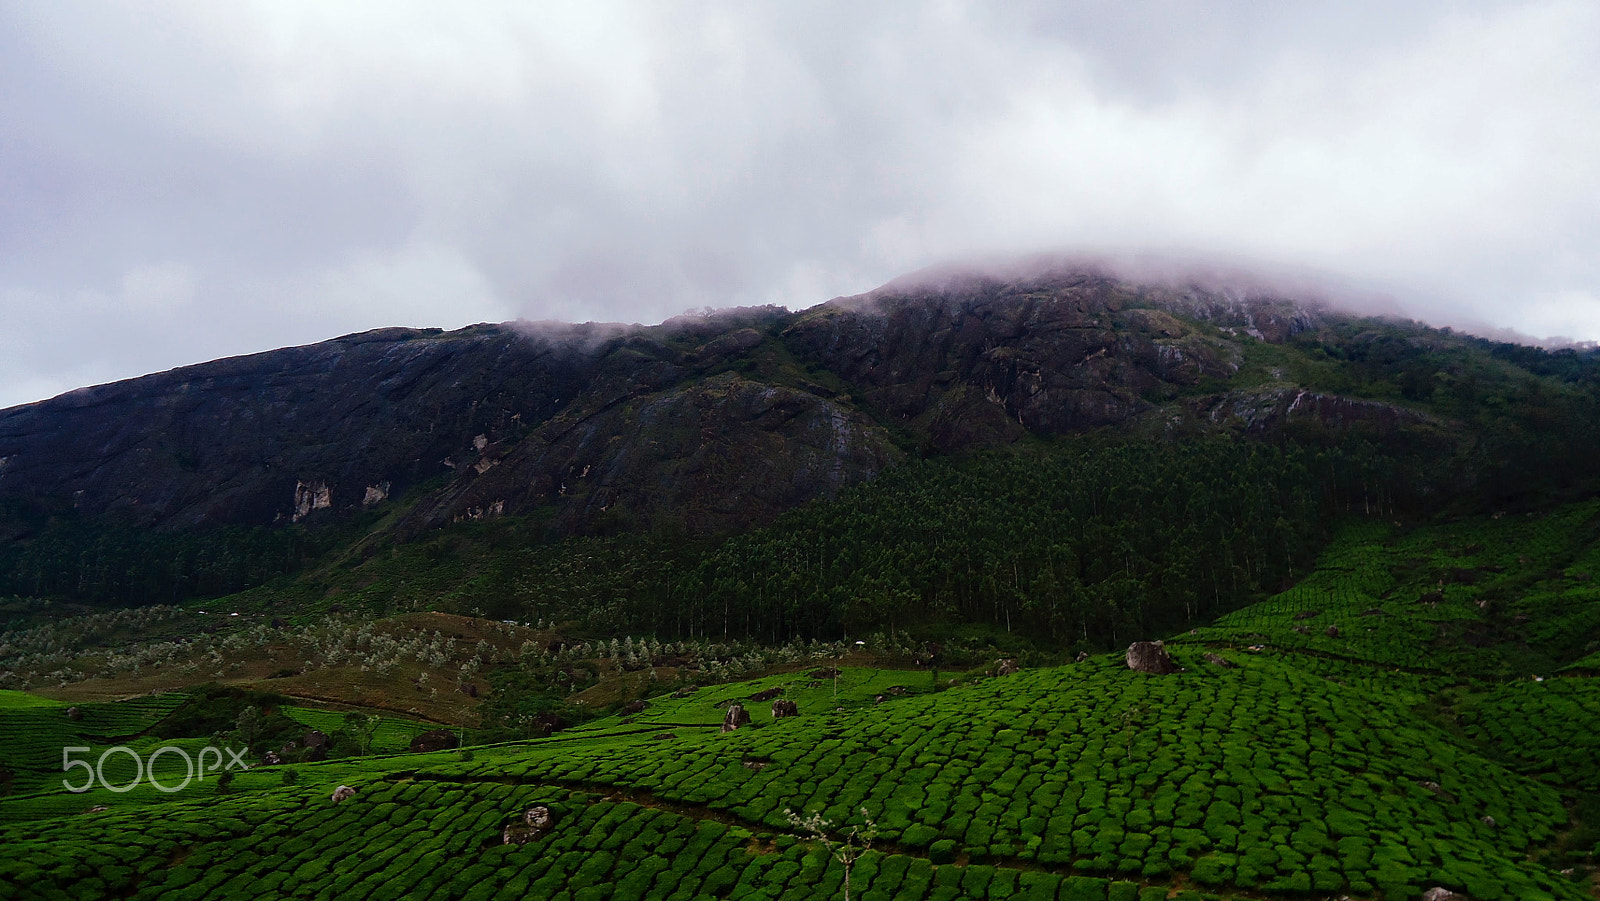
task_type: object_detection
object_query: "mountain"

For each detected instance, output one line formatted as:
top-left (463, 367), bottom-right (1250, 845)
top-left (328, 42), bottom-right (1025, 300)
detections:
top-left (1, 260), bottom-right (1598, 614)
top-left (4, 261), bottom-right (1600, 899)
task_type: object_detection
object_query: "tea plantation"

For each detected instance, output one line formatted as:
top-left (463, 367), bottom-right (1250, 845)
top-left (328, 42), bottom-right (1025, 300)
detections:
top-left (2, 503), bottom-right (1599, 899)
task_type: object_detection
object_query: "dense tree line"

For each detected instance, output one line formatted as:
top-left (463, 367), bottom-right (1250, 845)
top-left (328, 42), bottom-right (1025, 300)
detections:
top-left (0, 518), bottom-right (323, 605)
top-left (469, 438), bottom-right (1381, 648)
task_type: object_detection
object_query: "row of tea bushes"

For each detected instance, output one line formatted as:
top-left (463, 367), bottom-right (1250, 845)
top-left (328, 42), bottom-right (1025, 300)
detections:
top-left (2, 778), bottom-right (1264, 901)
top-left (420, 655), bottom-right (1579, 900)
top-left (1187, 502), bottom-right (1600, 677)
top-left (0, 692), bottom-right (186, 792)
top-left (1455, 678), bottom-right (1600, 792)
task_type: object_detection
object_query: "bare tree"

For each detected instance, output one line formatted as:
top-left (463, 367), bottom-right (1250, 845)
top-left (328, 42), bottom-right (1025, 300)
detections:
top-left (784, 807), bottom-right (878, 901)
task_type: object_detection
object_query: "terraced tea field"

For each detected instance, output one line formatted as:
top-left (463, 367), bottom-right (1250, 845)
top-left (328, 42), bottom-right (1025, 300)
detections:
top-left (2, 502), bottom-right (1599, 899)
top-left (0, 692), bottom-right (187, 794)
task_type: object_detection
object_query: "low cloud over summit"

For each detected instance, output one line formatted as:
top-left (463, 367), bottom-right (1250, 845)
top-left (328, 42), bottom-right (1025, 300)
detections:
top-left (3, 1), bottom-right (1597, 408)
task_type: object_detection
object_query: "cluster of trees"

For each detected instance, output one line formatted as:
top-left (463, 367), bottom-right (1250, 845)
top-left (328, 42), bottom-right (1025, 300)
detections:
top-left (0, 519), bottom-right (325, 605)
top-left (480, 438), bottom-right (1377, 647)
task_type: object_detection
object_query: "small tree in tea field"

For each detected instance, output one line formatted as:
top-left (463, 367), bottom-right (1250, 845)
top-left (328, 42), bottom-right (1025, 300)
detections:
top-left (785, 806), bottom-right (878, 901)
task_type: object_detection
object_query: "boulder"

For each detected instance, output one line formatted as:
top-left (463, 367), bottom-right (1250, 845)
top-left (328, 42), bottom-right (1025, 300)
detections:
top-left (672, 686), bottom-right (697, 698)
top-left (1074, 651), bottom-right (1090, 663)
top-left (1202, 652), bottom-right (1237, 668)
top-left (620, 700), bottom-right (648, 715)
top-left (1292, 609), bottom-right (1321, 621)
top-left (807, 668), bottom-right (841, 679)
top-left (994, 658), bottom-right (1019, 676)
top-left (331, 785), bottom-right (357, 803)
top-left (772, 699), bottom-right (798, 719)
top-left (1420, 889), bottom-right (1464, 901)
top-left (1126, 641), bottom-right (1177, 675)
top-left (1325, 625), bottom-right (1340, 638)
top-left (66, 706), bottom-right (82, 722)
top-left (722, 704), bottom-right (751, 733)
top-left (503, 805), bottom-right (557, 845)
top-left (748, 687), bottom-right (784, 702)
top-left (409, 729), bottom-right (461, 753)
top-left (302, 729), bottom-right (329, 750)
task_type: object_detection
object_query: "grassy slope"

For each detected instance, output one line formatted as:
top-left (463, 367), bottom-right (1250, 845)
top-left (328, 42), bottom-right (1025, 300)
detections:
top-left (3, 504), bottom-right (1600, 899)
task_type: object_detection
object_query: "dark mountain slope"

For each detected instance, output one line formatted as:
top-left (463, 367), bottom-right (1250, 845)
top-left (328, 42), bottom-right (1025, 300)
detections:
top-left (2, 261), bottom-right (1598, 610)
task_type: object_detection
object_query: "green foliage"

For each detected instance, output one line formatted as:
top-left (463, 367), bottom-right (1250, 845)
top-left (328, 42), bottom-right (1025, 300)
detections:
top-left (0, 515), bottom-right (328, 606)
top-left (475, 666), bottom-right (597, 743)
top-left (151, 683), bottom-right (287, 741)
top-left (299, 437), bottom-right (1340, 650)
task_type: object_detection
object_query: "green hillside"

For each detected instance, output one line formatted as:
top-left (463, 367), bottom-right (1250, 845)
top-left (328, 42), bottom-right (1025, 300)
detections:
top-left (3, 502), bottom-right (1598, 899)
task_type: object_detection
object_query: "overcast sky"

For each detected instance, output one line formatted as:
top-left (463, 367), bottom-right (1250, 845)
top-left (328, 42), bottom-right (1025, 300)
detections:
top-left (3, 1), bottom-right (1599, 409)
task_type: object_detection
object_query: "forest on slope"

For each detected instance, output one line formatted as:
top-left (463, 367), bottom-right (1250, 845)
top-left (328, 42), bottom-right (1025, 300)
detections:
top-left (3, 266), bottom-right (1600, 659)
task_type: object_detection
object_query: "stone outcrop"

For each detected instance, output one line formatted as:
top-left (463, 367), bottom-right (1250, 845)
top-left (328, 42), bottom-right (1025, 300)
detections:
top-left (1126, 641), bottom-right (1178, 675)
top-left (0, 312), bottom-right (898, 538)
top-left (503, 805), bottom-right (557, 845)
top-left (721, 704), bottom-right (751, 733)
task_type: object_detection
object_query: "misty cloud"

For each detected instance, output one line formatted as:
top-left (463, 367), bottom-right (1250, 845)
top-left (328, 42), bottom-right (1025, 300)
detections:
top-left (2, 1), bottom-right (1598, 409)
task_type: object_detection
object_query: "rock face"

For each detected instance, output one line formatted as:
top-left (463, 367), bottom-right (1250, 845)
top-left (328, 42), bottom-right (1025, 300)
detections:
top-left (1126, 641), bottom-right (1178, 675)
top-left (0, 312), bottom-right (900, 538)
top-left (722, 704), bottom-right (751, 732)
